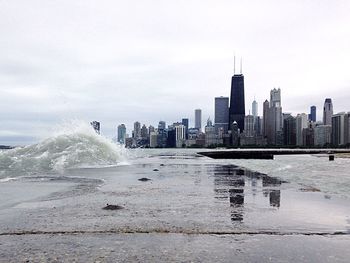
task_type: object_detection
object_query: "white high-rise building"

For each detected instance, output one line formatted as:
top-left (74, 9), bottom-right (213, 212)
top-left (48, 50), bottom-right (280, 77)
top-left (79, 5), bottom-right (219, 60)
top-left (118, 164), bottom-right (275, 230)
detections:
top-left (244, 115), bottom-right (255, 137)
top-left (252, 99), bottom-right (258, 118)
top-left (296, 113), bottom-right (308, 146)
top-left (175, 124), bottom-right (186, 148)
top-left (265, 88), bottom-right (283, 145)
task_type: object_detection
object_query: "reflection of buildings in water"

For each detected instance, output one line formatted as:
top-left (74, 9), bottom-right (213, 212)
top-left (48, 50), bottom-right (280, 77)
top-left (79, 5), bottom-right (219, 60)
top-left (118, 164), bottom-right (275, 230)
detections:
top-left (229, 188), bottom-right (244, 221)
top-left (212, 165), bottom-right (283, 223)
top-left (269, 190), bottom-right (281, 207)
top-left (262, 176), bottom-right (282, 207)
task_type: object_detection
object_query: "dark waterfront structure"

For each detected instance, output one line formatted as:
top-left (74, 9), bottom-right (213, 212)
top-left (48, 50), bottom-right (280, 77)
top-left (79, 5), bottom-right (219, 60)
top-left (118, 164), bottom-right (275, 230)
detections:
top-left (215, 96), bottom-right (229, 133)
top-left (229, 74), bottom-right (245, 132)
top-left (90, 121), bottom-right (100, 134)
top-left (309, 106), bottom-right (316, 122)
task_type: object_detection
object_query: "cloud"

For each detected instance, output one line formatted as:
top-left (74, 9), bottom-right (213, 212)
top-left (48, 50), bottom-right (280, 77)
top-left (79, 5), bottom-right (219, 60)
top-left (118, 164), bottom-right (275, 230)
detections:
top-left (0, 0), bottom-right (350, 145)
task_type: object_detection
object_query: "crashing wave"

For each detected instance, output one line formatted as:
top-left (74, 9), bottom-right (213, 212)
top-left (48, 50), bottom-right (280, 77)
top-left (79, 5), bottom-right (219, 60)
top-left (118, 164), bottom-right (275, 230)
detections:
top-left (0, 120), bottom-right (127, 177)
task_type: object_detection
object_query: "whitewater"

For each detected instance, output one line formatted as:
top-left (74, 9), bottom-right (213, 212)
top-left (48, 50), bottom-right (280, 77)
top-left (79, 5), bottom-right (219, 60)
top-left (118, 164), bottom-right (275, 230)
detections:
top-left (0, 121), bottom-right (127, 177)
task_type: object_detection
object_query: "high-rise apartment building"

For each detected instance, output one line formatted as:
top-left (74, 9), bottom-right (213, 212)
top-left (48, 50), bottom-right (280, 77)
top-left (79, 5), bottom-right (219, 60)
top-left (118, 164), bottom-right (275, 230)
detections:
top-left (296, 113), bottom-right (308, 146)
top-left (205, 118), bottom-right (216, 146)
top-left (332, 112), bottom-right (346, 146)
top-left (283, 114), bottom-right (296, 146)
top-left (195, 109), bottom-right (202, 131)
top-left (90, 121), bottom-right (100, 134)
top-left (263, 100), bottom-right (269, 138)
top-left (175, 124), bottom-right (186, 148)
top-left (244, 115), bottom-right (255, 137)
top-left (141, 124), bottom-right (148, 139)
top-left (264, 88), bottom-right (283, 145)
top-left (133, 121), bottom-right (141, 139)
top-left (182, 118), bottom-right (189, 139)
top-left (323, 98), bottom-right (333, 125)
top-left (252, 99), bottom-right (258, 118)
top-left (117, 124), bottom-right (126, 144)
top-left (214, 96), bottom-right (229, 133)
top-left (314, 125), bottom-right (332, 147)
top-left (309, 106), bottom-right (316, 122)
top-left (157, 121), bottom-right (167, 148)
top-left (229, 73), bottom-right (245, 132)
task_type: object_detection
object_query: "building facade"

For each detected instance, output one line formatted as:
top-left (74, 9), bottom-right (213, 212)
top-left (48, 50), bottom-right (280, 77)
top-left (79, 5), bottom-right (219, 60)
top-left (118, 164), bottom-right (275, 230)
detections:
top-left (323, 98), bottom-right (333, 126)
top-left (117, 124), bottom-right (126, 144)
top-left (296, 113), bottom-right (308, 146)
top-left (215, 96), bottom-right (229, 133)
top-left (195, 109), bottom-right (202, 131)
top-left (229, 74), bottom-right (245, 132)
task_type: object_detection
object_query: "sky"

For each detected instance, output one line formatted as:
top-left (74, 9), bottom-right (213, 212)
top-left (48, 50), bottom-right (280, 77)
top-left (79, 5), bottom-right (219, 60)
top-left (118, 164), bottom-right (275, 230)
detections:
top-left (1, 0), bottom-right (350, 145)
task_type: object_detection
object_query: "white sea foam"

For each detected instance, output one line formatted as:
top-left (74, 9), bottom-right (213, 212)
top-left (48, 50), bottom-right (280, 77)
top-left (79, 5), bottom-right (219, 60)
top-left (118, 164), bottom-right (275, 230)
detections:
top-left (0, 120), bottom-right (128, 177)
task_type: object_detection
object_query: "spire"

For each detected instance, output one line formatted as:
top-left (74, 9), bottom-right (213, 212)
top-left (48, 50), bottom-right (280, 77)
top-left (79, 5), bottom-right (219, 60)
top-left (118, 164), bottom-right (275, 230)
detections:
top-left (234, 55), bottom-right (236, 74)
top-left (240, 57), bottom-right (242, 74)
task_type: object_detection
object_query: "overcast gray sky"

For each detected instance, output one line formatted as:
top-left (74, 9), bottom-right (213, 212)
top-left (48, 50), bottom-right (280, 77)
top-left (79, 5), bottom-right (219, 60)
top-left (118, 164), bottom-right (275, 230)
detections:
top-left (1, 0), bottom-right (350, 145)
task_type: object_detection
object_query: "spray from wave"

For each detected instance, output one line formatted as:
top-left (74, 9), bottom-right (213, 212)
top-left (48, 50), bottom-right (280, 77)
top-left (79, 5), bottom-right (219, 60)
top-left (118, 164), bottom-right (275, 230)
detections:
top-left (0, 120), bottom-right (127, 177)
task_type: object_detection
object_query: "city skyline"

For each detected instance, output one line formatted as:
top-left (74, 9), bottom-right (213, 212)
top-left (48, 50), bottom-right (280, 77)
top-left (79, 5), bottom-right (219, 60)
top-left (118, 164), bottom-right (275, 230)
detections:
top-left (1, 1), bottom-right (350, 145)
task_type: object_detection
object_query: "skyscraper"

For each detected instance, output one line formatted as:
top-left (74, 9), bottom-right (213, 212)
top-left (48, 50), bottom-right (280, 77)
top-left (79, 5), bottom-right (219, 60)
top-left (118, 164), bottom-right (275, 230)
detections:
top-left (263, 100), bottom-right (269, 138)
top-left (229, 73), bottom-right (245, 132)
top-left (271, 88), bottom-right (283, 145)
top-left (214, 96), bottom-right (229, 133)
top-left (182, 118), bottom-right (189, 139)
top-left (133, 121), bottom-right (141, 139)
top-left (309, 106), bottom-right (316, 122)
top-left (323, 98), bottom-right (333, 125)
top-left (195, 109), bottom-right (202, 131)
top-left (283, 114), bottom-right (296, 146)
top-left (141, 124), bottom-right (148, 139)
top-left (90, 121), bottom-right (100, 134)
top-left (117, 124), bottom-right (126, 144)
top-left (332, 112), bottom-right (346, 146)
top-left (252, 99), bottom-right (258, 118)
top-left (296, 113), bottom-right (308, 146)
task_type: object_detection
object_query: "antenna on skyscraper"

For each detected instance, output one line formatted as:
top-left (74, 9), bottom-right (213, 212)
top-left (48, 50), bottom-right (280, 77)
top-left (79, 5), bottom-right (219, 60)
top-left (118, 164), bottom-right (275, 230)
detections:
top-left (240, 57), bottom-right (242, 74)
top-left (234, 55), bottom-right (236, 74)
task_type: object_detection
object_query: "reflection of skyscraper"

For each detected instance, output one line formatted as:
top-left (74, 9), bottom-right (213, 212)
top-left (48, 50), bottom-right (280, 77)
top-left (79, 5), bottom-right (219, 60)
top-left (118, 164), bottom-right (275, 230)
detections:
top-left (323, 98), bottom-right (333, 125)
top-left (195, 109), bottom-right (202, 131)
top-left (269, 190), bottom-right (281, 207)
top-left (229, 74), bottom-right (245, 132)
top-left (215, 97), bottom-right (229, 133)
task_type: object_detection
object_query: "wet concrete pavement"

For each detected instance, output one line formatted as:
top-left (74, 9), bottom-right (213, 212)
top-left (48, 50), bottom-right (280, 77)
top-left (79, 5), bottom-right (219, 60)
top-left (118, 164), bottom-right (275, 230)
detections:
top-left (0, 153), bottom-right (350, 262)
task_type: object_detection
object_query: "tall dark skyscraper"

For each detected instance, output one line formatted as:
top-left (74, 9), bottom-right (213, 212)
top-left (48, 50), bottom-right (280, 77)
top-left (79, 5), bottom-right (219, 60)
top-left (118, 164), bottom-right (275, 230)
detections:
top-left (309, 106), bottom-right (316, 122)
top-left (229, 73), bottom-right (245, 132)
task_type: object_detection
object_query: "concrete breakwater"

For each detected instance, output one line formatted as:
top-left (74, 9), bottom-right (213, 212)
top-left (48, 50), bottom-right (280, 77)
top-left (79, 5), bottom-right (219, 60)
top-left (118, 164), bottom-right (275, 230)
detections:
top-left (198, 149), bottom-right (350, 159)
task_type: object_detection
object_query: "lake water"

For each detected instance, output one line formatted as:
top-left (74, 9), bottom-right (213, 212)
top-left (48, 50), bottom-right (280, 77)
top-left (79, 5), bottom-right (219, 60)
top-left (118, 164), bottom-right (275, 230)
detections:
top-left (1, 127), bottom-right (350, 262)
